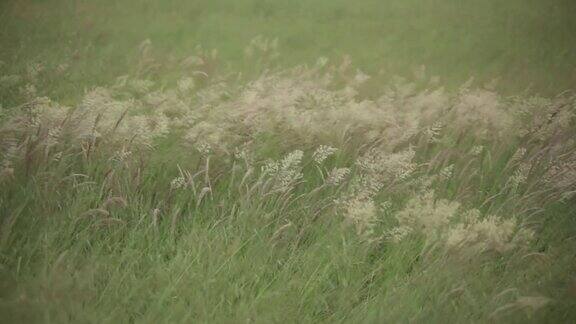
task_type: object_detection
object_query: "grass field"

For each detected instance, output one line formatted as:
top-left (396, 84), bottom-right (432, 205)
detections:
top-left (1, 0), bottom-right (576, 323)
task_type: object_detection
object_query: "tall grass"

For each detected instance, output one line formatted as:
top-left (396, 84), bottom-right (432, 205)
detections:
top-left (1, 36), bottom-right (576, 323)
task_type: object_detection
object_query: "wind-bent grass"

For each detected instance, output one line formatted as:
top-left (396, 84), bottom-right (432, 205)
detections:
top-left (1, 1), bottom-right (576, 323)
top-left (1, 41), bottom-right (575, 322)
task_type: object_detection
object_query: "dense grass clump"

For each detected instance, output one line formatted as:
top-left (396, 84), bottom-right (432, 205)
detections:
top-left (1, 1), bottom-right (576, 322)
top-left (1, 40), bottom-right (575, 323)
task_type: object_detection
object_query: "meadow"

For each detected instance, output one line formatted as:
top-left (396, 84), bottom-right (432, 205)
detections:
top-left (1, 0), bottom-right (576, 323)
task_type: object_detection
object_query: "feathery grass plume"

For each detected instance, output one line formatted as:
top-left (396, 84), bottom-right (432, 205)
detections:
top-left (385, 225), bottom-right (412, 243)
top-left (394, 191), bottom-right (460, 237)
top-left (423, 121), bottom-right (444, 143)
top-left (388, 193), bottom-right (533, 257)
top-left (508, 162), bottom-right (531, 189)
top-left (325, 167), bottom-right (350, 186)
top-left (46, 126), bottom-right (62, 147)
top-left (177, 77), bottom-right (195, 93)
top-left (75, 87), bottom-right (170, 147)
top-left (260, 150), bottom-right (304, 191)
top-left (380, 201), bottom-right (393, 213)
top-left (439, 164), bottom-right (455, 180)
top-left (110, 148), bottom-right (132, 163)
top-left (544, 157), bottom-right (576, 202)
top-left (261, 159), bottom-right (280, 176)
top-left (196, 141), bottom-right (213, 157)
top-left (276, 150), bottom-right (304, 189)
top-left (312, 145), bottom-right (338, 164)
top-left (170, 176), bottom-right (188, 190)
top-left (445, 210), bottom-right (533, 255)
top-left (336, 148), bottom-right (418, 239)
top-left (469, 145), bottom-right (484, 156)
top-left (336, 147), bottom-right (418, 235)
top-left (510, 147), bottom-right (527, 165)
top-left (452, 89), bottom-right (514, 138)
top-left (342, 197), bottom-right (378, 237)
top-left (514, 94), bottom-right (576, 141)
top-left (156, 60), bottom-right (560, 153)
top-left (356, 147), bottom-right (417, 183)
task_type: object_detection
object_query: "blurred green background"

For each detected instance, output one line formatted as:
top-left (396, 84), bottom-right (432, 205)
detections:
top-left (1, 0), bottom-right (575, 95)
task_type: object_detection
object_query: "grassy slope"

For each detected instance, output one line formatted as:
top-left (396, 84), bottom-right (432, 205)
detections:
top-left (1, 0), bottom-right (576, 96)
top-left (1, 1), bottom-right (576, 323)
